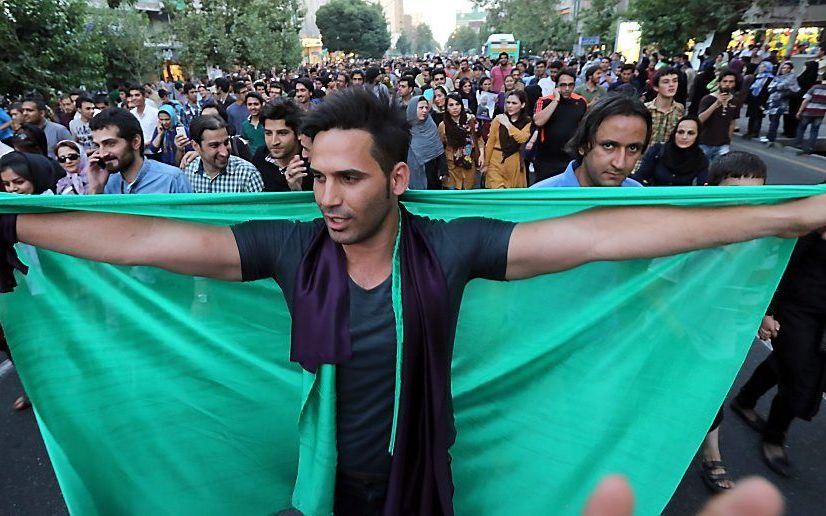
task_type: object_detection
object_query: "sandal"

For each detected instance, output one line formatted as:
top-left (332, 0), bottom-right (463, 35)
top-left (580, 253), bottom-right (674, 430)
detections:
top-left (12, 395), bottom-right (31, 411)
top-left (699, 460), bottom-right (735, 493)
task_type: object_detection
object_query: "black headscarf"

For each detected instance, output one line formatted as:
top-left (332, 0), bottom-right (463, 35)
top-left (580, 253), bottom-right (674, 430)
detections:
top-left (661, 116), bottom-right (708, 178)
top-left (456, 78), bottom-right (478, 115)
top-left (498, 92), bottom-right (531, 161)
top-left (443, 92), bottom-right (471, 150)
top-left (0, 151), bottom-right (65, 194)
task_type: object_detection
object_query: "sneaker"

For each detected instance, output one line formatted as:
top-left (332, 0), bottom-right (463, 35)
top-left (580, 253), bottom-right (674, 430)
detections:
top-left (759, 137), bottom-right (769, 143)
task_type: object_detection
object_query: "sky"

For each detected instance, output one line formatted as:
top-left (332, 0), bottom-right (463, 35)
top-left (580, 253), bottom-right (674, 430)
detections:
top-left (404, 0), bottom-right (476, 46)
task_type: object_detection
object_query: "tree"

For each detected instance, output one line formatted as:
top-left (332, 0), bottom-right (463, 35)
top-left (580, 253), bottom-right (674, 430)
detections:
top-left (86, 7), bottom-right (161, 88)
top-left (627, 0), bottom-right (760, 56)
top-left (170, 0), bottom-right (302, 76)
top-left (478, 0), bottom-right (576, 53)
top-left (578, 0), bottom-right (619, 50)
top-left (446, 26), bottom-right (482, 53)
top-left (0, 0), bottom-right (104, 96)
top-left (315, 0), bottom-right (390, 58)
top-left (413, 23), bottom-right (439, 55)
top-left (396, 30), bottom-right (412, 55)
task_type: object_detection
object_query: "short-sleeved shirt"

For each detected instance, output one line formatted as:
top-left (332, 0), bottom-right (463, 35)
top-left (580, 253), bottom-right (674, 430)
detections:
top-left (231, 214), bottom-right (515, 477)
top-left (183, 154), bottom-right (264, 193)
top-left (69, 118), bottom-right (95, 154)
top-left (241, 118), bottom-right (265, 156)
top-left (573, 84), bottom-right (607, 104)
top-left (698, 94), bottom-right (740, 147)
top-left (131, 106), bottom-right (160, 149)
top-left (645, 100), bottom-right (685, 144)
top-left (802, 84), bottom-right (826, 118)
top-left (103, 157), bottom-right (193, 194)
top-left (533, 94), bottom-right (587, 160)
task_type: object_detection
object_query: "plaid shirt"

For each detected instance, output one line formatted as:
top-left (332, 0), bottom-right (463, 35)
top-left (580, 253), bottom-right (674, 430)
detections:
top-left (645, 100), bottom-right (685, 144)
top-left (183, 155), bottom-right (264, 193)
top-left (182, 101), bottom-right (202, 129)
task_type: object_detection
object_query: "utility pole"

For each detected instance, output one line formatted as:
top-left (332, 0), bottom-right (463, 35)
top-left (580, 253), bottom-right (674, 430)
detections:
top-left (785, 0), bottom-right (809, 59)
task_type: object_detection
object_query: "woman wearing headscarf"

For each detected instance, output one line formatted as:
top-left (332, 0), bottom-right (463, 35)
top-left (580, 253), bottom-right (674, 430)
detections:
top-left (785, 60), bottom-right (818, 138)
top-left (438, 92), bottom-right (484, 190)
top-left (406, 96), bottom-right (446, 190)
top-left (483, 90), bottom-right (532, 189)
top-left (457, 78), bottom-right (478, 117)
top-left (429, 86), bottom-right (448, 126)
top-left (147, 104), bottom-right (184, 166)
top-left (744, 61), bottom-right (774, 139)
top-left (634, 115), bottom-right (709, 186)
top-left (54, 140), bottom-right (90, 195)
top-left (764, 61), bottom-right (800, 145)
top-left (0, 151), bottom-right (62, 194)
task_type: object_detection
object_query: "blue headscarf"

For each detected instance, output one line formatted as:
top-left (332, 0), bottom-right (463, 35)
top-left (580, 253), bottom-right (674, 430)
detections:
top-left (158, 104), bottom-right (179, 127)
top-left (750, 61), bottom-right (774, 97)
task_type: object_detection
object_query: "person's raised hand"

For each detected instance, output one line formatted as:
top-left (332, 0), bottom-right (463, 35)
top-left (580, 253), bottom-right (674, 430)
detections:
top-left (174, 133), bottom-right (191, 151)
top-left (86, 149), bottom-right (111, 194)
top-left (285, 154), bottom-right (308, 191)
top-left (582, 475), bottom-right (782, 516)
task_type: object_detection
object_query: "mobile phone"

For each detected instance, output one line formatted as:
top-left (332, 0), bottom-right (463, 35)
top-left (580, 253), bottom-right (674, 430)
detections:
top-left (176, 126), bottom-right (186, 138)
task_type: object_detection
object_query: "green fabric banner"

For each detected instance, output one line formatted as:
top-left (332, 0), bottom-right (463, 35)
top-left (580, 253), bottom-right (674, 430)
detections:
top-left (1, 187), bottom-right (815, 515)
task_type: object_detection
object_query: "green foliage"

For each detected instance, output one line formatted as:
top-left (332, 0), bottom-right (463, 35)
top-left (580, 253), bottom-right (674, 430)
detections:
top-left (478, 0), bottom-right (576, 53)
top-left (0, 0), bottom-right (104, 96)
top-left (315, 0), bottom-right (391, 58)
top-left (170, 0), bottom-right (302, 75)
top-left (627, 0), bottom-right (755, 55)
top-left (579, 0), bottom-right (619, 50)
top-left (395, 31), bottom-right (412, 55)
top-left (86, 7), bottom-right (161, 88)
top-left (413, 24), bottom-right (439, 55)
top-left (446, 26), bottom-right (483, 53)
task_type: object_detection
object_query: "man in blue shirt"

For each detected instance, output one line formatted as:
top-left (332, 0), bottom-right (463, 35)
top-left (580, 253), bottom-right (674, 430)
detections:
top-left (86, 108), bottom-right (193, 194)
top-left (532, 95), bottom-right (647, 188)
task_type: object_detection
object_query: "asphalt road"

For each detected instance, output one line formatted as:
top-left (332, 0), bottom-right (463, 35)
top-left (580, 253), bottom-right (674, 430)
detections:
top-left (2, 136), bottom-right (826, 515)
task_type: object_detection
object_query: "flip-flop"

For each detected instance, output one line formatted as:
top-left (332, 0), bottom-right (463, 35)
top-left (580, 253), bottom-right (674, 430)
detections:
top-left (12, 395), bottom-right (31, 411)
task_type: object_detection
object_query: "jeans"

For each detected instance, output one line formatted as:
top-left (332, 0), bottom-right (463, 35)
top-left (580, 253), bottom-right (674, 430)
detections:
top-left (767, 113), bottom-right (783, 142)
top-left (699, 144), bottom-right (730, 161)
top-left (795, 115), bottom-right (823, 152)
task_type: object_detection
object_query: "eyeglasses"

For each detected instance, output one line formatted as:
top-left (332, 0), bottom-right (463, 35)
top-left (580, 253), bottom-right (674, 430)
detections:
top-left (57, 153), bottom-right (80, 163)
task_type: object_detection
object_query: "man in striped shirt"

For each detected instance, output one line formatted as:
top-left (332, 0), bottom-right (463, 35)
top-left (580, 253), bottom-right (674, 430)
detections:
top-left (183, 115), bottom-right (264, 193)
top-left (795, 74), bottom-right (826, 154)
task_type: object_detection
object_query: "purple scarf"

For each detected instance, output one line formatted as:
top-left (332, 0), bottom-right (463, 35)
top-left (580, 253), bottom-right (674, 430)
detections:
top-left (292, 206), bottom-right (454, 515)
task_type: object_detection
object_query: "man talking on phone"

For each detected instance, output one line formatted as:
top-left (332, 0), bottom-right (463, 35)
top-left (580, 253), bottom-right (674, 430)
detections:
top-left (87, 107), bottom-right (193, 194)
top-left (698, 69), bottom-right (741, 161)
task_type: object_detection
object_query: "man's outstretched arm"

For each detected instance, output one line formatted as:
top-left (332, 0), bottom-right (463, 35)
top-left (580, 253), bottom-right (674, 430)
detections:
top-left (17, 213), bottom-right (242, 281)
top-left (505, 197), bottom-right (821, 280)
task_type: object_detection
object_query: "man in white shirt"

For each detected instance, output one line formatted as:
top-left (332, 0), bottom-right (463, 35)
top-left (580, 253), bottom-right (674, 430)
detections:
top-left (127, 83), bottom-right (159, 150)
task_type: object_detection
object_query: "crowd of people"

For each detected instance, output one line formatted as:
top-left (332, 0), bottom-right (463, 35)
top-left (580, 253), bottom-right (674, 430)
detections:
top-left (1, 42), bottom-right (826, 513)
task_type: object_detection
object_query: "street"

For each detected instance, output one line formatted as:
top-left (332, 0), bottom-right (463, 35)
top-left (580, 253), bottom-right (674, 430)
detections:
top-left (2, 135), bottom-right (826, 515)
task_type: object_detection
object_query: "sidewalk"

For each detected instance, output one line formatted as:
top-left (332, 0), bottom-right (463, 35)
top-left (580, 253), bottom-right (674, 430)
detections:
top-left (734, 111), bottom-right (825, 152)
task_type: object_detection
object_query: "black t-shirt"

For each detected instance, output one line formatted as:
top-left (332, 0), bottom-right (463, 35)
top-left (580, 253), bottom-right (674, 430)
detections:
top-left (251, 147), bottom-right (313, 193)
top-left (698, 94), bottom-right (740, 146)
top-left (535, 96), bottom-right (587, 160)
top-left (231, 214), bottom-right (515, 477)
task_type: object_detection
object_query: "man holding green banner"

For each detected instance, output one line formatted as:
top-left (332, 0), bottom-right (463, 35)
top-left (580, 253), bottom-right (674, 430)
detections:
top-left (1, 89), bottom-right (823, 515)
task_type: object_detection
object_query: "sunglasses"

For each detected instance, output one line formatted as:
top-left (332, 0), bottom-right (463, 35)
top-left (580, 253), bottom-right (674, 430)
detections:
top-left (57, 153), bottom-right (80, 163)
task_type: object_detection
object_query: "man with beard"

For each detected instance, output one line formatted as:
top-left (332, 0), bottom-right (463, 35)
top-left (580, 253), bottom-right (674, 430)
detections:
top-left (86, 108), bottom-right (192, 194)
top-left (529, 68), bottom-right (587, 182)
top-left (532, 95), bottom-right (644, 188)
top-left (698, 69), bottom-right (741, 160)
top-left (251, 99), bottom-right (313, 192)
top-left (183, 115), bottom-right (263, 193)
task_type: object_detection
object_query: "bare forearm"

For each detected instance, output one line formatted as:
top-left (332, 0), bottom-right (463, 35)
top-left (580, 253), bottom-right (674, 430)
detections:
top-left (698, 102), bottom-right (719, 124)
top-left (507, 203), bottom-right (795, 280)
top-left (17, 212), bottom-right (241, 280)
top-left (533, 101), bottom-right (558, 126)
